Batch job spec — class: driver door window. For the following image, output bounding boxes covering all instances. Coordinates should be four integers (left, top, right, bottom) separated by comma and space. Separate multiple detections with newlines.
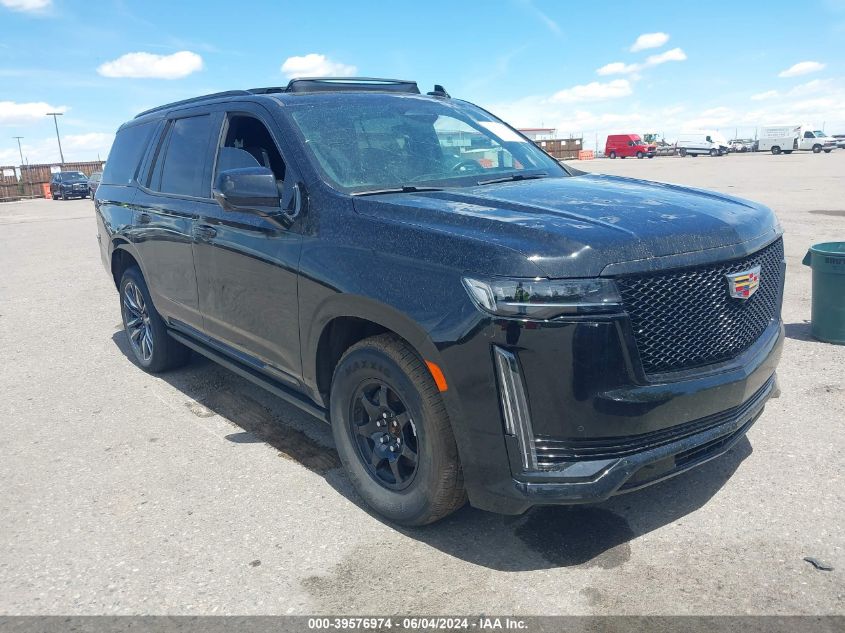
214, 115, 286, 191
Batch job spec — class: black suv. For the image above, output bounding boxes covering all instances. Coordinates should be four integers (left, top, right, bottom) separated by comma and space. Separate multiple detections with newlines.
51, 171, 90, 199
96, 78, 785, 525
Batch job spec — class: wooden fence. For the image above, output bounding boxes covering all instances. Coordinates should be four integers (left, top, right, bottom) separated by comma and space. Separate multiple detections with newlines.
533, 138, 584, 160
0, 161, 105, 202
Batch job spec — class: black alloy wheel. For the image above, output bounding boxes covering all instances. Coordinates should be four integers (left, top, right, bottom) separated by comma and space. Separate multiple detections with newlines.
349, 380, 419, 490
122, 279, 154, 364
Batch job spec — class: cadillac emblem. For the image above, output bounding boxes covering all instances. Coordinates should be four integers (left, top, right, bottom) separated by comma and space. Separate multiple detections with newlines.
726, 266, 761, 299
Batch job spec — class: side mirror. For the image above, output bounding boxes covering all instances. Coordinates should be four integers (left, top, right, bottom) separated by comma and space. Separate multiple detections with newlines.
212, 167, 303, 228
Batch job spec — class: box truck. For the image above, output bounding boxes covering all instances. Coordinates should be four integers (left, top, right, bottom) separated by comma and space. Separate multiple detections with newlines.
758, 125, 837, 154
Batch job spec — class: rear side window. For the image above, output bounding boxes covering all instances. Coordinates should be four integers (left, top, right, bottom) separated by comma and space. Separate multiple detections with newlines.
101, 121, 156, 186
150, 115, 214, 197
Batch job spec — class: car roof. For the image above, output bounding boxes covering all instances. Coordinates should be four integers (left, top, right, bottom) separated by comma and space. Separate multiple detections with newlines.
130, 78, 451, 125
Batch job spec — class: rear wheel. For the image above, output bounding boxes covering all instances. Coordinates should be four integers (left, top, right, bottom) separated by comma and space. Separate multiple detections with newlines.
783, 150, 793, 154
119, 266, 190, 373
330, 334, 466, 526
679, 148, 687, 157
609, 151, 616, 159
771, 146, 781, 155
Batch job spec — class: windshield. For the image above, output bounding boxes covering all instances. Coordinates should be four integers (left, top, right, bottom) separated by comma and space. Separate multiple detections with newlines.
60, 172, 87, 182
813, 131, 826, 137
633, 139, 645, 146
286, 94, 565, 193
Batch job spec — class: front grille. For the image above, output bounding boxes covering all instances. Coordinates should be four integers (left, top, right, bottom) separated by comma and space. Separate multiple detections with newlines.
616, 238, 783, 375
533, 374, 774, 466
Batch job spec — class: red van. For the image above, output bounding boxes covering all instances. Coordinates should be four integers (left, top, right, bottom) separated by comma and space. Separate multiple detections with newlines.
605, 134, 656, 159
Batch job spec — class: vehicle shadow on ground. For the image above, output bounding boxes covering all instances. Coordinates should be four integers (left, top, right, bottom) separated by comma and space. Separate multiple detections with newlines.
784, 321, 816, 342
113, 331, 753, 572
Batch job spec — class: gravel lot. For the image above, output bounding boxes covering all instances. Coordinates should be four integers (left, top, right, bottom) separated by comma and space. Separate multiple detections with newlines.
0, 152, 843, 616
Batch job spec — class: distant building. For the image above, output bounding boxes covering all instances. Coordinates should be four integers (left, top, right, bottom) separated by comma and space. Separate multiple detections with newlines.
517, 127, 556, 141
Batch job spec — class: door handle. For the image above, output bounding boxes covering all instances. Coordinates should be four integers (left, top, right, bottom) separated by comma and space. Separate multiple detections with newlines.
138, 212, 152, 224
194, 224, 217, 240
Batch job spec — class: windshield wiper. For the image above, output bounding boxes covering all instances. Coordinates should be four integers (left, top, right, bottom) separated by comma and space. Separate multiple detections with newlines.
352, 185, 443, 197
476, 172, 548, 186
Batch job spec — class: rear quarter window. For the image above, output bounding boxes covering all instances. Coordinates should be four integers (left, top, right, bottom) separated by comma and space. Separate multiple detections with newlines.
101, 121, 156, 186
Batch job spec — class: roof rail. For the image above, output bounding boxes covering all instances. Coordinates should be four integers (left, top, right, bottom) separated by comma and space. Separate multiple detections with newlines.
134, 90, 252, 118
283, 77, 420, 94
133, 78, 433, 118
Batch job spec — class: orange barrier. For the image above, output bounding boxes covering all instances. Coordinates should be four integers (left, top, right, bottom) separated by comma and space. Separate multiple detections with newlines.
577, 150, 595, 160
41, 182, 52, 199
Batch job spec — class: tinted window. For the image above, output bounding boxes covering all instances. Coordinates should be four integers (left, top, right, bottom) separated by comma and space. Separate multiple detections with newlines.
101, 121, 156, 186
153, 115, 214, 197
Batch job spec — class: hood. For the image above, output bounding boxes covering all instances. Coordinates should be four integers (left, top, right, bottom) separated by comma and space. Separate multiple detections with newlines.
353, 174, 779, 277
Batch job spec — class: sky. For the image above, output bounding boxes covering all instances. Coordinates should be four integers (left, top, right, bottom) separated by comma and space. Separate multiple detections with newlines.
1, 0, 845, 165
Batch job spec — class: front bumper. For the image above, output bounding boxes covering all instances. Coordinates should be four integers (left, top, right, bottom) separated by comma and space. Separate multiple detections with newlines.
435, 304, 784, 516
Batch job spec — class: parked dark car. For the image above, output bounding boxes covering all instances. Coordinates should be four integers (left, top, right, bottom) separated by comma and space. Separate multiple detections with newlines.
88, 171, 102, 199
96, 78, 785, 525
50, 171, 90, 200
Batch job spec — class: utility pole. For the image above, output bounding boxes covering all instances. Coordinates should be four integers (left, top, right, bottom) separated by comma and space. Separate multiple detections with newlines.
45, 112, 65, 165
13, 136, 32, 197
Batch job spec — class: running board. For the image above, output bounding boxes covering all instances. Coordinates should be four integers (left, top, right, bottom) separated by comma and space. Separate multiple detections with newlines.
168, 330, 330, 424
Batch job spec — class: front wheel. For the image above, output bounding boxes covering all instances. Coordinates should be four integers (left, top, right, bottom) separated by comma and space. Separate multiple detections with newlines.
330, 334, 466, 526
783, 150, 793, 154
824, 149, 832, 153
710, 148, 718, 157
119, 266, 190, 373
812, 144, 822, 154
771, 146, 781, 155
636, 151, 644, 159
679, 148, 687, 157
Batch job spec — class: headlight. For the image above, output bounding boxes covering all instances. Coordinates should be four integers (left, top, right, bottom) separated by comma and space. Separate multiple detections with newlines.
462, 276, 622, 319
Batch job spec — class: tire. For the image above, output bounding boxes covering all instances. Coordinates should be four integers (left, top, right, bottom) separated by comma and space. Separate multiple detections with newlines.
783, 150, 793, 154
812, 144, 822, 154
119, 266, 190, 373
609, 151, 616, 159
771, 146, 781, 155
330, 334, 466, 526
710, 148, 718, 157
679, 148, 687, 157
648, 155, 654, 159
636, 151, 644, 159
824, 149, 832, 153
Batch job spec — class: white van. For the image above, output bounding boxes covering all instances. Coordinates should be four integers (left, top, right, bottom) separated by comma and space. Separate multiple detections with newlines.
759, 125, 837, 154
676, 131, 730, 157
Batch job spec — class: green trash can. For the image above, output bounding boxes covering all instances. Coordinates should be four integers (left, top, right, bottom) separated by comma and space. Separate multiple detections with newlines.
802, 242, 845, 344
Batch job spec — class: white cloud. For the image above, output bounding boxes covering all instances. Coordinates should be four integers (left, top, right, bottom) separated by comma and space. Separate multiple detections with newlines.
550, 79, 632, 103
0, 100, 66, 125
645, 47, 687, 65
0, 0, 51, 13
280, 53, 357, 79
97, 51, 204, 79
630, 32, 670, 52
751, 90, 779, 101
595, 47, 687, 76
517, 0, 561, 35
0, 131, 114, 165
596, 62, 640, 76
778, 61, 825, 78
